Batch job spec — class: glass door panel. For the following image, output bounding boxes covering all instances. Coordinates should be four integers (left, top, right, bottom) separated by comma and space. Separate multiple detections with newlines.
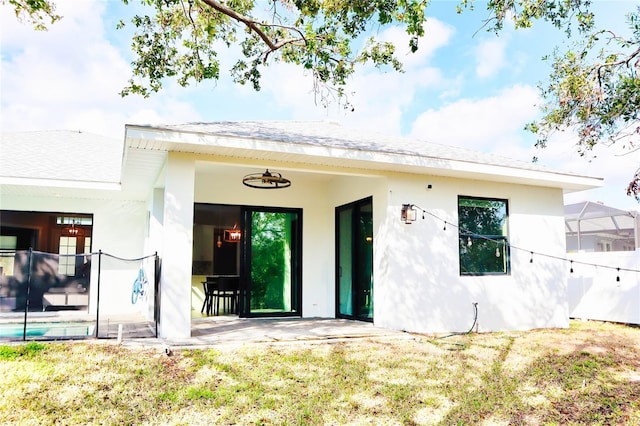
356, 203, 373, 318
338, 208, 353, 316
336, 197, 373, 321
241, 208, 301, 317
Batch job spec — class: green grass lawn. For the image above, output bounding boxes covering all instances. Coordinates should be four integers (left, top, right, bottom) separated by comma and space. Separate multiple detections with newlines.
1, 320, 639, 425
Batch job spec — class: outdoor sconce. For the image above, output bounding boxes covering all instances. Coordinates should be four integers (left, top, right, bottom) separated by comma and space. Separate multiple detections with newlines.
401, 204, 417, 224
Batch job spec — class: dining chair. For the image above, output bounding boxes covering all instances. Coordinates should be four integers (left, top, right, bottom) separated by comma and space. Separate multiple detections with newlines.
213, 276, 239, 315
201, 277, 216, 316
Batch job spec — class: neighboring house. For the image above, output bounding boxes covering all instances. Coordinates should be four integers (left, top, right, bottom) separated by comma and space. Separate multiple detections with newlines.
1, 122, 602, 338
565, 201, 638, 252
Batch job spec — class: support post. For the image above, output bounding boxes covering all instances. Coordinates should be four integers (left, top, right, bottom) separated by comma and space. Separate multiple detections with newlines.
95, 250, 102, 338
22, 248, 33, 342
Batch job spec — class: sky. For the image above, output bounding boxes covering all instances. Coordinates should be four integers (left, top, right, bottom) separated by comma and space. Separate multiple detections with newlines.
1, 0, 639, 210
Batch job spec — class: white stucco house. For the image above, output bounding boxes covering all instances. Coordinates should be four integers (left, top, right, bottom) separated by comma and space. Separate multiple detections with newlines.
0, 122, 602, 338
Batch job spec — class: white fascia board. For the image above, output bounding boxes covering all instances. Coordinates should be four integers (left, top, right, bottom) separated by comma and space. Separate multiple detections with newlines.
125, 126, 603, 191
0, 176, 122, 191
425, 160, 604, 191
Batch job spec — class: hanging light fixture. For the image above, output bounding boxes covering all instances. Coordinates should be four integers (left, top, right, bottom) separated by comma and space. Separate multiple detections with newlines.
224, 224, 242, 242
242, 169, 291, 189
65, 221, 80, 236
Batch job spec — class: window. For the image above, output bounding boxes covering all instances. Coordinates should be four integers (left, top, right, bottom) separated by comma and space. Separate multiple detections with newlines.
84, 236, 92, 254
57, 216, 92, 226
58, 236, 77, 275
596, 241, 612, 252
458, 196, 510, 275
0, 235, 17, 276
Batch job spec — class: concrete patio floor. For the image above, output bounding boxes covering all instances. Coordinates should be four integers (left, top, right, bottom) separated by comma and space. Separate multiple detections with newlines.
1, 313, 415, 348
123, 317, 416, 350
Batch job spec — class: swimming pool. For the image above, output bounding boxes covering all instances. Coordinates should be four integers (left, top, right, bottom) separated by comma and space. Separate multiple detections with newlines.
0, 322, 95, 339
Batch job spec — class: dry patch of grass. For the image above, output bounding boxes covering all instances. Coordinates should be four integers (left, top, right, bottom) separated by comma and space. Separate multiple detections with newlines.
1, 321, 639, 425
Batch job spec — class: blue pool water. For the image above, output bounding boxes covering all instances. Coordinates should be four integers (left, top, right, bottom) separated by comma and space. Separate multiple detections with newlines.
0, 322, 95, 338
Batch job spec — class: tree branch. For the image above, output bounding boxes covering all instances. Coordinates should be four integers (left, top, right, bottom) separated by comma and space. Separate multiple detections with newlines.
595, 47, 640, 91
180, 0, 204, 72
602, 47, 640, 69
199, 0, 309, 63
200, 0, 279, 50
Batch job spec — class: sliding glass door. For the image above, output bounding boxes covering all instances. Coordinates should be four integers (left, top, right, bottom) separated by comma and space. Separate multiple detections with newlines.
336, 197, 373, 321
239, 207, 302, 317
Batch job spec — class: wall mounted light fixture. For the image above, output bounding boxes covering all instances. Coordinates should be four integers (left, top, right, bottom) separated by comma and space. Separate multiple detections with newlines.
401, 204, 417, 224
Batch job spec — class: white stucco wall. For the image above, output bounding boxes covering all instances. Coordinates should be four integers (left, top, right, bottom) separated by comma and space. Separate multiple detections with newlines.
0, 194, 148, 315
568, 251, 640, 325
374, 175, 568, 333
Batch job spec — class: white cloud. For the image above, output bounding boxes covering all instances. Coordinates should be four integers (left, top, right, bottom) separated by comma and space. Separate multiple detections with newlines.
407, 82, 639, 208
378, 17, 455, 70
1, 4, 457, 139
409, 84, 539, 152
532, 131, 640, 209
0, 0, 201, 139
474, 38, 507, 78
127, 99, 201, 125
254, 18, 453, 136
322, 18, 455, 134
1, 0, 106, 47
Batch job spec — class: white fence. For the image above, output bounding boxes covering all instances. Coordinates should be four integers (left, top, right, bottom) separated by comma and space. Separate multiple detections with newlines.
568, 250, 640, 325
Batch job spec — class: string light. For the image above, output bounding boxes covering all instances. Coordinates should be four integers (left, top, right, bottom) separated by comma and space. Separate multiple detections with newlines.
495, 247, 501, 258
402, 203, 639, 277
